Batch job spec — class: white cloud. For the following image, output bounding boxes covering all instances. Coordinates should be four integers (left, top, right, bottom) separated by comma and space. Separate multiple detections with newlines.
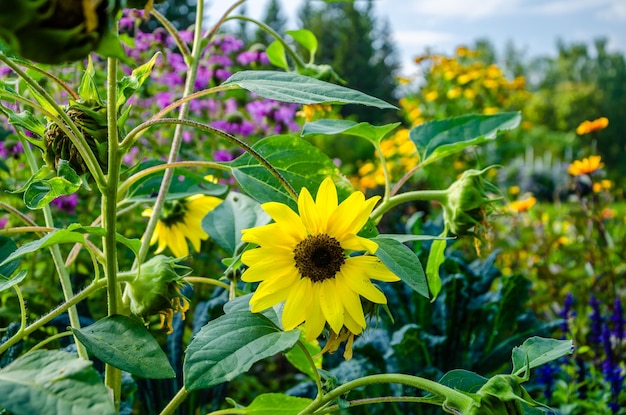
408, 0, 522, 19
528, 0, 609, 15
394, 30, 455, 46
597, 0, 626, 21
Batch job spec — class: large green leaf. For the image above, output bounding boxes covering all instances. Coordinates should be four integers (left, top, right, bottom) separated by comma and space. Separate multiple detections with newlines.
0, 270, 27, 292
202, 192, 270, 255
184, 311, 300, 391
222, 71, 396, 109
511, 337, 574, 378
240, 393, 313, 414
22, 160, 82, 209
71, 315, 175, 379
301, 119, 400, 145
410, 112, 521, 167
286, 29, 318, 62
372, 237, 429, 298
229, 134, 342, 209
439, 369, 488, 393
0, 235, 19, 278
0, 224, 141, 269
0, 350, 115, 415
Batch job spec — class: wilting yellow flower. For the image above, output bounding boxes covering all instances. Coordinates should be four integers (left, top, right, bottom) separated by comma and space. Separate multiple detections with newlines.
567, 155, 604, 176
576, 117, 609, 135
241, 178, 399, 349
508, 196, 537, 213
142, 195, 222, 258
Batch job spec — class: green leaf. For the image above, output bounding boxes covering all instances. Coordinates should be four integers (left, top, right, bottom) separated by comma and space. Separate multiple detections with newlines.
0, 235, 20, 278
184, 311, 300, 390
410, 112, 521, 168
266, 41, 289, 71
240, 393, 313, 414
425, 238, 446, 300
0, 350, 115, 415
372, 237, 429, 298
202, 192, 270, 255
511, 337, 574, 378
439, 369, 488, 393
23, 160, 82, 209
117, 52, 160, 109
228, 134, 342, 209
7, 110, 46, 138
77, 57, 102, 103
301, 119, 400, 145
222, 71, 397, 109
0, 225, 141, 268
286, 29, 318, 62
0, 270, 27, 292
71, 315, 175, 379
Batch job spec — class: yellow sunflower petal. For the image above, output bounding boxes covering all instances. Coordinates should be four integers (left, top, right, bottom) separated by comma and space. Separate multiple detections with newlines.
339, 234, 378, 254
328, 192, 380, 237
336, 273, 366, 329
262, 202, 307, 241
249, 272, 298, 312
241, 246, 293, 266
319, 279, 344, 334
168, 223, 189, 258
315, 178, 338, 227
282, 278, 312, 330
177, 221, 202, 253
150, 220, 162, 246
305, 286, 326, 341
341, 259, 388, 304
343, 310, 364, 336
298, 186, 323, 234
242, 224, 291, 247
241, 254, 297, 283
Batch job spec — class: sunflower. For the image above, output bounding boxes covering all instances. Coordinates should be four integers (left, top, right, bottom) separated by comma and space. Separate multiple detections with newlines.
508, 195, 536, 213
240, 177, 399, 347
142, 194, 222, 258
576, 117, 608, 135
567, 155, 604, 176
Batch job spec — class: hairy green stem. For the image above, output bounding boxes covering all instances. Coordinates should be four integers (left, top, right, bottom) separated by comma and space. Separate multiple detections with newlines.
159, 386, 190, 415
227, 15, 306, 70
150, 9, 192, 64
298, 373, 474, 415
137, 0, 206, 265
370, 189, 448, 223
18, 134, 88, 360
117, 160, 229, 200
103, 55, 124, 407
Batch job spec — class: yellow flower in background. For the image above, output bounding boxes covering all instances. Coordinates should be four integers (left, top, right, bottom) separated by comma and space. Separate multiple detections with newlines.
567, 155, 604, 176
297, 104, 332, 122
576, 117, 609, 135
241, 178, 399, 350
142, 195, 222, 258
508, 196, 537, 213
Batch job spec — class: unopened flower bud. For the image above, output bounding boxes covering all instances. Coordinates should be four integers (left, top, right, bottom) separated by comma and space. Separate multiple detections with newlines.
124, 255, 191, 334
442, 167, 501, 237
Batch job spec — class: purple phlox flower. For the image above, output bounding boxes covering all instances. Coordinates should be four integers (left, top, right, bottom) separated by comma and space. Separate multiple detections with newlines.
122, 146, 140, 166
182, 130, 193, 143
210, 35, 244, 54
155, 92, 174, 109
211, 118, 256, 137
0, 215, 8, 229
165, 51, 188, 74
558, 293, 575, 337
237, 50, 269, 66
51, 193, 79, 214
213, 149, 234, 162
0, 66, 13, 76
207, 55, 233, 67
214, 68, 232, 81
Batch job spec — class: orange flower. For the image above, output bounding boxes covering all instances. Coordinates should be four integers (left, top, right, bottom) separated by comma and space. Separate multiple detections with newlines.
567, 155, 604, 176
508, 196, 536, 213
576, 117, 609, 135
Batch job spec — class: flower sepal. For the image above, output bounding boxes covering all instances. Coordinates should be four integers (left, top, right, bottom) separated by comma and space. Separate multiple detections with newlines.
124, 255, 191, 334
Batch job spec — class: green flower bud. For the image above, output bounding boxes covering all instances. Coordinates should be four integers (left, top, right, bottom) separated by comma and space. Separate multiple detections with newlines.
124, 255, 191, 334
0, 0, 124, 64
441, 167, 501, 237
44, 100, 109, 176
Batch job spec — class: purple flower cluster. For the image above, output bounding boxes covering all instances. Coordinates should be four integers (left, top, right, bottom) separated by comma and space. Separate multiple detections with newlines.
51, 193, 79, 214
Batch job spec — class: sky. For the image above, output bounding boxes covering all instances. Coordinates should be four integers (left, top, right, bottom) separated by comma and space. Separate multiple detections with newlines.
207, 0, 626, 76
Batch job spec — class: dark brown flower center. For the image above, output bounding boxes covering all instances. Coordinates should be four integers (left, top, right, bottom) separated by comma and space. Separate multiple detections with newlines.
293, 234, 345, 282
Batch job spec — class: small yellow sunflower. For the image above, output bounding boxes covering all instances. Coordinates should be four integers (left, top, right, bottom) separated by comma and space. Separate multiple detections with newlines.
576, 117, 608, 135
142, 194, 222, 258
567, 155, 604, 176
508, 196, 536, 213
241, 177, 399, 344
